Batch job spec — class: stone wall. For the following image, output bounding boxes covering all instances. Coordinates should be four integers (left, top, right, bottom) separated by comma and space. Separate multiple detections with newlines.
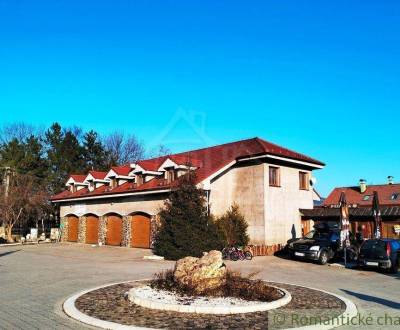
150, 215, 160, 249
98, 216, 107, 245
122, 216, 131, 247
60, 216, 68, 242
78, 216, 86, 243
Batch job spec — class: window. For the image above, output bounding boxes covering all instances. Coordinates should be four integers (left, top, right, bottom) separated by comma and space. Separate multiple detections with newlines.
299, 171, 309, 190
391, 193, 399, 200
363, 195, 370, 201
269, 167, 280, 187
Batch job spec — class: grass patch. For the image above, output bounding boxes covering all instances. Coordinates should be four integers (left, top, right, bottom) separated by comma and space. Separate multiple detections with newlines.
150, 269, 282, 302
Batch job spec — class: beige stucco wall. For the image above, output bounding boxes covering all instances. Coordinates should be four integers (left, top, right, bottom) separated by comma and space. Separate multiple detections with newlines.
264, 164, 313, 245
209, 163, 266, 245
209, 162, 314, 246
60, 194, 166, 218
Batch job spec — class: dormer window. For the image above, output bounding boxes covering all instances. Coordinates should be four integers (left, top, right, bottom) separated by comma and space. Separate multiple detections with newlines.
362, 195, 370, 201
391, 193, 399, 200
165, 168, 175, 183
136, 175, 144, 186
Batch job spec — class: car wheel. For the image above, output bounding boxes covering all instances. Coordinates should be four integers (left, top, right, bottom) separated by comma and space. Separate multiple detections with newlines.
245, 251, 253, 260
318, 250, 329, 265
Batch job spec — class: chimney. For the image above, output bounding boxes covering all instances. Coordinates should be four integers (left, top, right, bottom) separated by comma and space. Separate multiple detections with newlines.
359, 179, 367, 193
388, 176, 394, 185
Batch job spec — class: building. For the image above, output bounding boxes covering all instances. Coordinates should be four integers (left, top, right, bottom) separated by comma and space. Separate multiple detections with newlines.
51, 137, 325, 252
301, 177, 400, 239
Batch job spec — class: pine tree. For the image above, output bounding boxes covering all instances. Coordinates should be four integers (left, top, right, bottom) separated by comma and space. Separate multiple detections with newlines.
153, 173, 224, 260
45, 123, 85, 193
216, 204, 250, 247
83, 130, 107, 171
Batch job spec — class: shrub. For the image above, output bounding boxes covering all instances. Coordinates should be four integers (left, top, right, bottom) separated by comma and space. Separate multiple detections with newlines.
153, 172, 224, 260
216, 204, 250, 247
150, 269, 282, 302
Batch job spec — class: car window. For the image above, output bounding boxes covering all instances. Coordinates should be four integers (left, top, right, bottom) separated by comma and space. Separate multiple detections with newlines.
361, 240, 386, 251
311, 231, 330, 239
304, 230, 315, 239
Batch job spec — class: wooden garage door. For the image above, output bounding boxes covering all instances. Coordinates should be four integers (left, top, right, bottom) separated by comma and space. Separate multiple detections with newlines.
106, 215, 122, 246
86, 215, 99, 244
67, 215, 79, 242
131, 215, 151, 248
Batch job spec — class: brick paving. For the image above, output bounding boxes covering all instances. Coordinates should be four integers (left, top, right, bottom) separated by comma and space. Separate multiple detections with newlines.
0, 243, 399, 329
75, 281, 345, 329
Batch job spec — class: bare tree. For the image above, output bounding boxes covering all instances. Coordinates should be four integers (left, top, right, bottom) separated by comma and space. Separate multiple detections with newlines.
147, 144, 171, 158
0, 172, 49, 242
103, 132, 145, 166
0, 122, 43, 144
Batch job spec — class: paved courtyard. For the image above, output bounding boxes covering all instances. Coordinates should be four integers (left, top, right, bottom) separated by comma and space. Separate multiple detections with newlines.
0, 243, 399, 329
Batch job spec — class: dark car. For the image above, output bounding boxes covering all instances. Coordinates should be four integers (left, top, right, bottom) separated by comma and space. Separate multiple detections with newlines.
358, 239, 400, 274
287, 223, 358, 265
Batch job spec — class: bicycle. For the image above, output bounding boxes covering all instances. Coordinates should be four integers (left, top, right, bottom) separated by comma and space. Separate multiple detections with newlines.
222, 246, 253, 261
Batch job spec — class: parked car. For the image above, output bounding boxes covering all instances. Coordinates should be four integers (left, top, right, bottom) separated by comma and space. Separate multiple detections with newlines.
287, 223, 358, 265
358, 239, 400, 274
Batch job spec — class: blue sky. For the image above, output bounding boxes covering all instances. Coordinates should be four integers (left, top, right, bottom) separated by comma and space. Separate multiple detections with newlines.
1, 1, 399, 196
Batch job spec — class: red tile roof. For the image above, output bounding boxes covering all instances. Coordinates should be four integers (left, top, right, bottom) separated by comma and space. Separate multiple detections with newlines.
88, 171, 107, 180
51, 137, 324, 201
111, 165, 131, 176
70, 174, 87, 182
324, 184, 400, 207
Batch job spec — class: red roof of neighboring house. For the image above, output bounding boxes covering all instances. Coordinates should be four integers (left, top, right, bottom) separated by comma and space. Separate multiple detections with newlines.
51, 137, 324, 201
88, 171, 107, 180
70, 174, 87, 182
324, 184, 400, 207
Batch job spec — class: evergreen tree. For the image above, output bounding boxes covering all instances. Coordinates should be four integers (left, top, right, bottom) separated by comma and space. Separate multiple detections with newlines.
45, 123, 85, 193
153, 173, 224, 260
216, 204, 250, 247
83, 130, 107, 171
0, 136, 47, 180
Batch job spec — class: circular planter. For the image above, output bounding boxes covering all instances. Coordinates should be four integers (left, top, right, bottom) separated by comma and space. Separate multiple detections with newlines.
63, 280, 357, 330
126, 285, 291, 314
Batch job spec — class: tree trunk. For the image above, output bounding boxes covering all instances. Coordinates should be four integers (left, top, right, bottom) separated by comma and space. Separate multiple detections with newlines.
6, 224, 14, 243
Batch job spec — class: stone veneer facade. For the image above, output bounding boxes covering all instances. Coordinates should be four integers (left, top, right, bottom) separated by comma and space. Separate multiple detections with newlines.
78, 216, 86, 243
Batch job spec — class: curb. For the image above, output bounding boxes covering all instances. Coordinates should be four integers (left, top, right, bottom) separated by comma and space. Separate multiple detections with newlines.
127, 285, 291, 314
63, 280, 156, 330
63, 280, 357, 330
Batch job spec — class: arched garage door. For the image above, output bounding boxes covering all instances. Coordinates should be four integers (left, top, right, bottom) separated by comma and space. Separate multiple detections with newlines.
131, 214, 151, 248
106, 214, 123, 246
85, 215, 99, 244
67, 215, 79, 242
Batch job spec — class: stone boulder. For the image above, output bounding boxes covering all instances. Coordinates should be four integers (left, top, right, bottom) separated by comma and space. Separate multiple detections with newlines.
173, 250, 226, 294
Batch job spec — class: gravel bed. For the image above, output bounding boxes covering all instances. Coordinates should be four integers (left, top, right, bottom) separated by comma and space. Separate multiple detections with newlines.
75, 281, 346, 329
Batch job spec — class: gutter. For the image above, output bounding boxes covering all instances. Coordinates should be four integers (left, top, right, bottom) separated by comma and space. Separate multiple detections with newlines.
237, 154, 325, 169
